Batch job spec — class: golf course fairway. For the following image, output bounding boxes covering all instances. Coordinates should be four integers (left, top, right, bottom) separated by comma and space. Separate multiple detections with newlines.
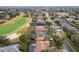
0, 18, 27, 36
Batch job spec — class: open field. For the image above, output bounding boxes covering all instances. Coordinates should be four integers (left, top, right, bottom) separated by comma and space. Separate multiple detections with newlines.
0, 18, 27, 36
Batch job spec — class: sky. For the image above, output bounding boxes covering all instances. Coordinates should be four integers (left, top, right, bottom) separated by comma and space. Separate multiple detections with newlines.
0, 0, 79, 6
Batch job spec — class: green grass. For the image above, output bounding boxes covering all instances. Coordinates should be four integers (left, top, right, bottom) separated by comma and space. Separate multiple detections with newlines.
0, 18, 27, 36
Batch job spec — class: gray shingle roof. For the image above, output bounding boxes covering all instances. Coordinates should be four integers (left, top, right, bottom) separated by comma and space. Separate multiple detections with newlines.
0, 44, 20, 52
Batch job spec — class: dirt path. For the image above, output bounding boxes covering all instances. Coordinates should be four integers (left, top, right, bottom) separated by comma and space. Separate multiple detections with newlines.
0, 13, 32, 36
0, 16, 22, 28
6, 17, 32, 36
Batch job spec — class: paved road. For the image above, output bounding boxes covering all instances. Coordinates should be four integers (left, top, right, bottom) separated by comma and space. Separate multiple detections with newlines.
55, 29, 73, 52
48, 16, 73, 52
63, 40, 73, 52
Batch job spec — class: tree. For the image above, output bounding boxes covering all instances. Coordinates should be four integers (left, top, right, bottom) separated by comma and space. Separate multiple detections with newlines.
71, 20, 79, 29
19, 32, 32, 52
51, 16, 54, 20
71, 34, 79, 48
0, 13, 6, 19
63, 27, 73, 39
45, 21, 52, 26
53, 35, 63, 49
8, 11, 19, 18
30, 12, 34, 17
5, 15, 11, 20
30, 20, 36, 26
0, 36, 9, 46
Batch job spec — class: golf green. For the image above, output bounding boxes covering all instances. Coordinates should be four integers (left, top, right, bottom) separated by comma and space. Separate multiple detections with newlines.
0, 18, 27, 36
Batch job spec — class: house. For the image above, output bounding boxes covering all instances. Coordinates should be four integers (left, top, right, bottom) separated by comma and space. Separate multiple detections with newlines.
36, 18, 45, 26
37, 19, 45, 23
36, 26, 48, 32
36, 36, 45, 41
36, 41, 50, 52
35, 32, 50, 41
37, 16, 44, 20
0, 44, 20, 52
66, 18, 74, 22
36, 22, 45, 26
0, 20, 5, 23
6, 33, 19, 43
36, 32, 46, 39
6, 33, 19, 40
56, 12, 69, 17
